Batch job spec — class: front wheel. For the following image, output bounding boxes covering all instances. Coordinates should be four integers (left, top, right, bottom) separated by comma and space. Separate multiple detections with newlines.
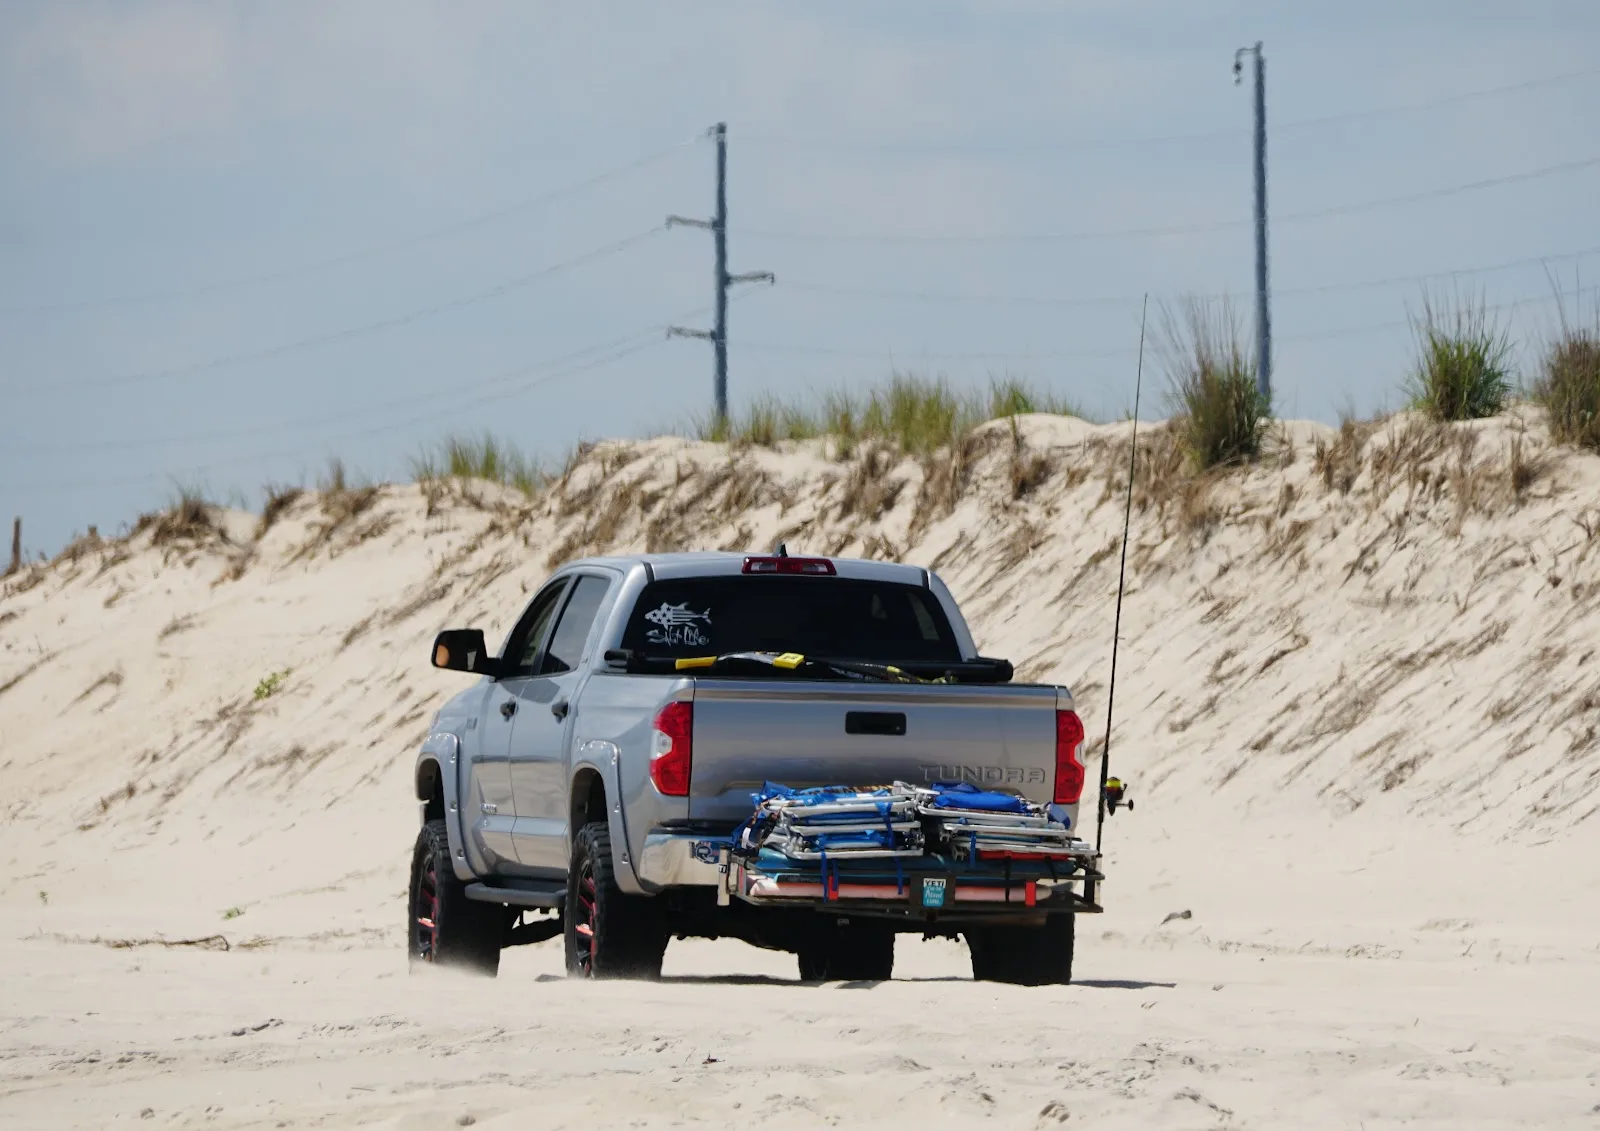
565, 822, 668, 980
408, 819, 505, 976
966, 914, 1074, 985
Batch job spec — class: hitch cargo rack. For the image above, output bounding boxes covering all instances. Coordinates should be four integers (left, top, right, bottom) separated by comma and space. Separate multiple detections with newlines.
715, 845, 1105, 920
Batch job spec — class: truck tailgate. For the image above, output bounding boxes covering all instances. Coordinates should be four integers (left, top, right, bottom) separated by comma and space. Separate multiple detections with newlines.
687, 679, 1060, 824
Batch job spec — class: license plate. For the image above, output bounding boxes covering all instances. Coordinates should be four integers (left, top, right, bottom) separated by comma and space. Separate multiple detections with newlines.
921, 878, 947, 908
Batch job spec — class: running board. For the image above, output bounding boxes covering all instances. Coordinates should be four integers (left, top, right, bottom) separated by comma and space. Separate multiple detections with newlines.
464, 881, 565, 908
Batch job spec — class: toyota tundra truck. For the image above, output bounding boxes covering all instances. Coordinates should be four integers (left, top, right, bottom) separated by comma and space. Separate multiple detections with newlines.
409, 549, 1105, 984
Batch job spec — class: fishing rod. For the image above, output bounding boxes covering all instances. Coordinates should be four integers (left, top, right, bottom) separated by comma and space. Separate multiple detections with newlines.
1095, 293, 1147, 853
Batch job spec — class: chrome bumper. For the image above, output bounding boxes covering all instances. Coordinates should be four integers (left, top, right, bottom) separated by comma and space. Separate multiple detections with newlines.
635, 831, 726, 888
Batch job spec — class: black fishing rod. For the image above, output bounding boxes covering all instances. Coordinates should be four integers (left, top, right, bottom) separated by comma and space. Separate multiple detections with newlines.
1095, 294, 1147, 853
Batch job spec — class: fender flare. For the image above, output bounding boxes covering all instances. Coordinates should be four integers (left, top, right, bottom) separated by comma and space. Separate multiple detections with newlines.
416, 732, 474, 882
573, 740, 645, 896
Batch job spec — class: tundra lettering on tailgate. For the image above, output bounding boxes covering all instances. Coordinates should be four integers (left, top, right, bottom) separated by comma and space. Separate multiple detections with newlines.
919, 764, 1047, 786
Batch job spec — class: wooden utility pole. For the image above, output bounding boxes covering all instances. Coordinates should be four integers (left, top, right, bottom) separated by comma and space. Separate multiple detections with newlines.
7, 518, 19, 576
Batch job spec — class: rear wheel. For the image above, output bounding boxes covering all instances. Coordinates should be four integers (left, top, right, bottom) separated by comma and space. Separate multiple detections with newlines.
967, 914, 1074, 985
408, 819, 505, 976
796, 921, 896, 982
565, 822, 668, 980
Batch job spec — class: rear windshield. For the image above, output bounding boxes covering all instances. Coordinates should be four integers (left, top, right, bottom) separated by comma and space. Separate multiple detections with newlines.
622, 576, 962, 664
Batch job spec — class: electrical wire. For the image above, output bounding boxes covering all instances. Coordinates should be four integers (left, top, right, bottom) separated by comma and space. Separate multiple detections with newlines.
1278, 281, 1600, 344
736, 281, 1600, 366
776, 243, 1600, 309
738, 340, 1135, 363
0, 331, 677, 493
740, 64, 1600, 154
19, 328, 666, 457
732, 154, 1600, 246
3, 292, 742, 467
1, 139, 700, 316
4, 228, 666, 397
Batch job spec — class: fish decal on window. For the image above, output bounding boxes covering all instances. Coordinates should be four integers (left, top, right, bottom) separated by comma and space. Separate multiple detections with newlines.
644, 602, 712, 648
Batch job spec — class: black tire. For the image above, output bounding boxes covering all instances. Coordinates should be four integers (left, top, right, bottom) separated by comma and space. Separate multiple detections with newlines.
409, 818, 505, 976
796, 921, 896, 982
966, 914, 1075, 986
565, 822, 668, 980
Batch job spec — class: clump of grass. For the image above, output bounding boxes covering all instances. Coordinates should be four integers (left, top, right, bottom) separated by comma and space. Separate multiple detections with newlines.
1532, 313, 1600, 451
134, 488, 225, 547
696, 373, 1081, 454
1405, 291, 1512, 422
316, 458, 379, 525
411, 433, 545, 495
1162, 299, 1270, 469
1312, 410, 1374, 495
253, 669, 290, 701
319, 458, 353, 495
987, 375, 1083, 420
254, 484, 304, 540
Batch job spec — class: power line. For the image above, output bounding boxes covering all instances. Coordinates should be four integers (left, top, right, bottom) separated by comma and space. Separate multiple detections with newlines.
1279, 281, 1600, 344
0, 139, 700, 316
6, 293, 739, 466
738, 281, 1600, 367
776, 240, 1600, 309
17, 328, 665, 457
731, 154, 1600, 246
1274, 243, 1600, 299
5, 228, 666, 397
0, 326, 687, 492
739, 65, 1600, 154
739, 340, 1134, 363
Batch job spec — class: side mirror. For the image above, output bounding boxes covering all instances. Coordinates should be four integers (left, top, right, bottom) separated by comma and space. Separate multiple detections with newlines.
431, 629, 503, 678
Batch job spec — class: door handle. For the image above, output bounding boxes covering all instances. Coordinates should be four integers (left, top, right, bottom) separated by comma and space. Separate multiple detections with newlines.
551, 699, 570, 721
500, 700, 517, 720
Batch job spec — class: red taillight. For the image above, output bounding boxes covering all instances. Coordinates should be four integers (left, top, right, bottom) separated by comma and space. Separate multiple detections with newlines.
1053, 709, 1086, 805
741, 556, 836, 575
650, 701, 693, 797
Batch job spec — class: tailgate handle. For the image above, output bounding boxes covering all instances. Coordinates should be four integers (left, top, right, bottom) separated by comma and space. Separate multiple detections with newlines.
845, 711, 906, 736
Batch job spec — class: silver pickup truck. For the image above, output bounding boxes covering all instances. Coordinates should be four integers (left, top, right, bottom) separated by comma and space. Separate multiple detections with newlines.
409, 549, 1106, 984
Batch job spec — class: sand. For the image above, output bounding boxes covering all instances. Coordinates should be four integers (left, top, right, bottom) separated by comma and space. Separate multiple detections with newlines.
2, 410, 1599, 1128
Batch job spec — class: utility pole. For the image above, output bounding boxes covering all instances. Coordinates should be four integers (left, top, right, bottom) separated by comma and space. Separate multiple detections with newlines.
1234, 41, 1271, 404
6, 518, 19, 577
668, 122, 773, 426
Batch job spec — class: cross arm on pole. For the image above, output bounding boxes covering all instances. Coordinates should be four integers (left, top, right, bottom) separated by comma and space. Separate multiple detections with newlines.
727, 271, 775, 286
666, 326, 715, 341
667, 215, 714, 230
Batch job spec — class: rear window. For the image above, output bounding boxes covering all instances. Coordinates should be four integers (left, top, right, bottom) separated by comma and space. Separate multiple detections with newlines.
622, 576, 961, 664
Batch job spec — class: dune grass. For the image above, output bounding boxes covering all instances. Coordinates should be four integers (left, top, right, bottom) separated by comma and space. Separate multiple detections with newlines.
1161, 300, 1271, 469
410, 434, 546, 495
695, 374, 1084, 454
1405, 292, 1512, 423
1532, 309, 1600, 451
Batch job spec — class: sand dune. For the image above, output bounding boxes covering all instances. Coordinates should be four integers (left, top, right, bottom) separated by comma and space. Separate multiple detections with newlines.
3, 410, 1599, 1127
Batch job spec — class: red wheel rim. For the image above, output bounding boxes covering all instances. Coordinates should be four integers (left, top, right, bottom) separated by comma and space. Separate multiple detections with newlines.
574, 862, 598, 975
415, 854, 440, 961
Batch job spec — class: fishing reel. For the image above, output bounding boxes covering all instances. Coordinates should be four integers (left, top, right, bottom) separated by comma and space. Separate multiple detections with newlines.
1103, 777, 1133, 815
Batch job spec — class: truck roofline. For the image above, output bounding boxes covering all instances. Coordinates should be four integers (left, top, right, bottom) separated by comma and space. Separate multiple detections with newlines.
558, 551, 931, 587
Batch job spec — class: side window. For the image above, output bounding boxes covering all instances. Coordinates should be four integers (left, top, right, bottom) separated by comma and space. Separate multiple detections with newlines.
539, 575, 611, 676
504, 581, 569, 676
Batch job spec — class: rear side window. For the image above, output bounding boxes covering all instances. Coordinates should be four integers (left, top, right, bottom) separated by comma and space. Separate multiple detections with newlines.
541, 575, 611, 675
503, 581, 568, 675
621, 576, 960, 664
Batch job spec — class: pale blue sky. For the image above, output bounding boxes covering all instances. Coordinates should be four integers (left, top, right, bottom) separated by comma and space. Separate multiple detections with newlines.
3, 1, 1598, 553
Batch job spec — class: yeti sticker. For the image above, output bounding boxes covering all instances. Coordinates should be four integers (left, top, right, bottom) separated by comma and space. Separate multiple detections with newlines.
644, 602, 712, 648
